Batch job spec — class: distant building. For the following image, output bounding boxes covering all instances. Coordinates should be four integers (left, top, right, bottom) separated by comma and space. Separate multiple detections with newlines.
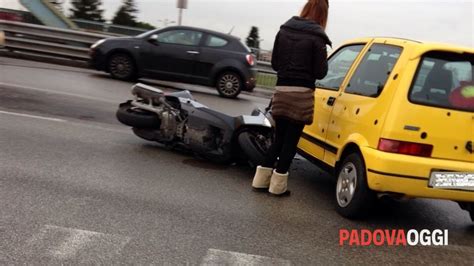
258, 50, 272, 62
0, 7, 42, 24
0, 0, 28, 11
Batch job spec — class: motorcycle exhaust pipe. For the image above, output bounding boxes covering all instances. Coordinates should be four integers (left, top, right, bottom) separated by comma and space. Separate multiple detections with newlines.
132, 83, 165, 102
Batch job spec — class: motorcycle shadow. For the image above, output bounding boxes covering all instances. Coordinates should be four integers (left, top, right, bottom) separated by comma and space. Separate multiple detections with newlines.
136, 142, 248, 172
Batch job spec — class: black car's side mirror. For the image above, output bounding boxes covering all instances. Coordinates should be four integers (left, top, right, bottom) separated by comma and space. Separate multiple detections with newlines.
148, 34, 159, 45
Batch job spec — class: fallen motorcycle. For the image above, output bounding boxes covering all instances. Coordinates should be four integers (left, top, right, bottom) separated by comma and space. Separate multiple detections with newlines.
116, 83, 273, 165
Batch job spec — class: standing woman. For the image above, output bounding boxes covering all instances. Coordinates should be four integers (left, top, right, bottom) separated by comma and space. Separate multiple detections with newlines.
252, 0, 331, 196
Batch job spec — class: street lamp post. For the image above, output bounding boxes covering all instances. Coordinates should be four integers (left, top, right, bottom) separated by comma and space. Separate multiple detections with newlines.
177, 0, 188, 26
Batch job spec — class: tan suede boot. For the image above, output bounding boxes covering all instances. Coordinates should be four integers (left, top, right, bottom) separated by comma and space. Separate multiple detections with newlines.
252, 166, 273, 192
269, 170, 291, 196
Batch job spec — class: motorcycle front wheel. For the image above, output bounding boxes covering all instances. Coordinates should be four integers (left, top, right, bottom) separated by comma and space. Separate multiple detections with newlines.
237, 130, 272, 167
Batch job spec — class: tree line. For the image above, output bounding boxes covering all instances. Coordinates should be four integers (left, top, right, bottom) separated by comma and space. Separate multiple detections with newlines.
64, 0, 154, 29
59, 0, 262, 50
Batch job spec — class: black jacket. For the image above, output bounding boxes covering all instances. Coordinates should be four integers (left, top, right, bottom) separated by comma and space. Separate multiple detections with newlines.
272, 16, 332, 89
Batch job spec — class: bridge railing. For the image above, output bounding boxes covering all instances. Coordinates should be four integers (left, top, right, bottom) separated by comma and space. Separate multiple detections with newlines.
0, 20, 276, 87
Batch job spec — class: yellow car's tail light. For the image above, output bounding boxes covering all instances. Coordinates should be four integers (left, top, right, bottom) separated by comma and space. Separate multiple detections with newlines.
378, 138, 433, 157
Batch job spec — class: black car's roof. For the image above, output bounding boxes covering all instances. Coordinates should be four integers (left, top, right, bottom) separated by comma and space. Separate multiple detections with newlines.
158, 25, 241, 42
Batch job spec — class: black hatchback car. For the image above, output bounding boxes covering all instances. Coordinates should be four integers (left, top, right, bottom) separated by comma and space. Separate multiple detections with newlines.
89, 26, 257, 98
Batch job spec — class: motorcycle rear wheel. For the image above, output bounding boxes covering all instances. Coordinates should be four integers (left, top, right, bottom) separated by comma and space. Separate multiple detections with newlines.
116, 101, 161, 128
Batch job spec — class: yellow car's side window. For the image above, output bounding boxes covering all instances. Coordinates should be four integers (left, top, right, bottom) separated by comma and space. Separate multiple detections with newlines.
345, 44, 402, 97
316, 44, 365, 91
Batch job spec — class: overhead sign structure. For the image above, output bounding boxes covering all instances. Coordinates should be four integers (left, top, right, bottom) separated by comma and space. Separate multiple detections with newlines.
19, 0, 77, 29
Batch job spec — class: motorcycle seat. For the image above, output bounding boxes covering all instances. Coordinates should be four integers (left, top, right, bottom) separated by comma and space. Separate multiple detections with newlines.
166, 90, 194, 101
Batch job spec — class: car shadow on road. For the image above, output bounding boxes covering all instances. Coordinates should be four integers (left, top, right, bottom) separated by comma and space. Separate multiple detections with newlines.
287, 158, 474, 230
129, 137, 474, 230
134, 142, 234, 172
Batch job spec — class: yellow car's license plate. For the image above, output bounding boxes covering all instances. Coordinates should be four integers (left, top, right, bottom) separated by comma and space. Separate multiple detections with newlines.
429, 172, 474, 191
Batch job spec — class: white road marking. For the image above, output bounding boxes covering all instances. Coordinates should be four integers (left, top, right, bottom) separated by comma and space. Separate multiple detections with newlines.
0, 82, 120, 104
0, 108, 131, 134
49, 227, 96, 260
0, 110, 66, 122
201, 248, 291, 266
26, 225, 130, 262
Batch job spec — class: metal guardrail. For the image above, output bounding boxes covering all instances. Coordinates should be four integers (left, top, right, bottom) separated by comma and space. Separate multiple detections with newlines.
0, 20, 110, 60
0, 20, 277, 87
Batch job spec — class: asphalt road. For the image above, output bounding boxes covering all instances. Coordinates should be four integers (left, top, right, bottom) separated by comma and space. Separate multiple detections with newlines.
1, 57, 473, 265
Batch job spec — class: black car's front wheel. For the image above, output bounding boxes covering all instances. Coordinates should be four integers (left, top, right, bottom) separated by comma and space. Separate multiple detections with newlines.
107, 53, 137, 81
216, 72, 242, 98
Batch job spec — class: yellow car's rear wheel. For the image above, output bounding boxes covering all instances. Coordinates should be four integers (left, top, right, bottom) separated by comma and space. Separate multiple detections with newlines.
336, 152, 376, 219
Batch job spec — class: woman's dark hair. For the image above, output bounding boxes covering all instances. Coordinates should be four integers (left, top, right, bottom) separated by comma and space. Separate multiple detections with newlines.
300, 0, 329, 30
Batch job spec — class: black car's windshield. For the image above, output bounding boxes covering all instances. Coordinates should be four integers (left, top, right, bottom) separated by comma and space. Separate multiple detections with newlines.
136, 29, 159, 38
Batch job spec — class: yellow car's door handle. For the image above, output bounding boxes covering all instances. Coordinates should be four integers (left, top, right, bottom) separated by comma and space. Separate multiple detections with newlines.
327, 96, 336, 106
466, 141, 473, 154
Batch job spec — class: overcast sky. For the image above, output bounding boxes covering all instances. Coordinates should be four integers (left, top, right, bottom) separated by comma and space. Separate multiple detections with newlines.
2, 0, 473, 49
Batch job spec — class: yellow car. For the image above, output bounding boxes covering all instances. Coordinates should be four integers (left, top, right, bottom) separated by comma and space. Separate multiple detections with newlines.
298, 37, 474, 220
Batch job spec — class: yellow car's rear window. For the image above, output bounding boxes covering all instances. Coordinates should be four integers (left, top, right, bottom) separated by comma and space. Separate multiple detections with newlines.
409, 51, 474, 112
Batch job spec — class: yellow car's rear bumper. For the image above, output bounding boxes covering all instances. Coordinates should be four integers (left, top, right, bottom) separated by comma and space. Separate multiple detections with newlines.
362, 147, 474, 202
